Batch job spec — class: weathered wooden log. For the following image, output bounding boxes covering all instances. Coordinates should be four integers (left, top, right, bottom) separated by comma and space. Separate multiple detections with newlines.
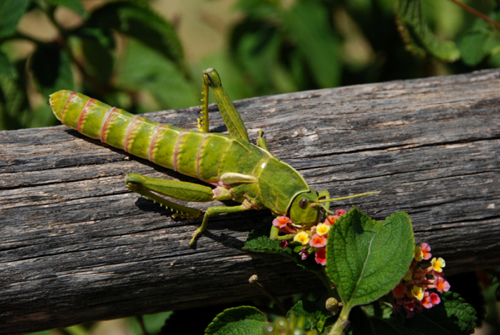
1, 69, 500, 334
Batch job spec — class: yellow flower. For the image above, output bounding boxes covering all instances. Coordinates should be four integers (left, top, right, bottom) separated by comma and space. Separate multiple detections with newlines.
411, 286, 424, 301
431, 257, 446, 273
293, 231, 310, 245
316, 223, 330, 236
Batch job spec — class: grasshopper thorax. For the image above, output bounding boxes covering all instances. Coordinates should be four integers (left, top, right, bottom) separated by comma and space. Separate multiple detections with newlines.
288, 190, 320, 229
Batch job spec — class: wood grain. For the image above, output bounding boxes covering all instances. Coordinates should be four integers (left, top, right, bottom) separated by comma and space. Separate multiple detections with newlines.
1, 69, 500, 334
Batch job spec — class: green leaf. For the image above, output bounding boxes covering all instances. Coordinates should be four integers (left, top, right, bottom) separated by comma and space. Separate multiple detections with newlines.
31, 43, 74, 98
229, 17, 295, 95
458, 10, 500, 66
0, 51, 17, 79
45, 0, 87, 17
205, 306, 267, 335
283, 0, 341, 88
243, 225, 293, 256
326, 208, 414, 311
287, 300, 331, 332
0, 0, 31, 38
405, 292, 477, 335
459, 31, 488, 66
116, 39, 197, 110
87, 1, 185, 71
128, 312, 172, 335
395, 0, 460, 62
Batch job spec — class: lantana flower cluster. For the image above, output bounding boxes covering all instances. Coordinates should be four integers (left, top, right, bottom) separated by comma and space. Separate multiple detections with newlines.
391, 243, 451, 318
273, 209, 347, 266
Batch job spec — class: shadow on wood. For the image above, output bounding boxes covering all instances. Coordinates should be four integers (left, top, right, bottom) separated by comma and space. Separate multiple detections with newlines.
1, 69, 500, 334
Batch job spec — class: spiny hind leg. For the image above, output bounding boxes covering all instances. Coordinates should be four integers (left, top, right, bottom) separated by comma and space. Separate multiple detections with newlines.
125, 173, 214, 219
190, 203, 252, 246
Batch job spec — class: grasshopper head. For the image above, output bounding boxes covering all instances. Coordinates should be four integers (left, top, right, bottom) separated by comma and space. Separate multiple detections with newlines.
289, 190, 320, 229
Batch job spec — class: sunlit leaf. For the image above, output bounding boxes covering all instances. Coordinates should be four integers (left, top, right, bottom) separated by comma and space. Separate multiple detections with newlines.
326, 208, 414, 311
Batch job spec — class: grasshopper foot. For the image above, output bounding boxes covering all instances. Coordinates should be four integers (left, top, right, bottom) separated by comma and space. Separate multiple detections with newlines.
189, 228, 202, 247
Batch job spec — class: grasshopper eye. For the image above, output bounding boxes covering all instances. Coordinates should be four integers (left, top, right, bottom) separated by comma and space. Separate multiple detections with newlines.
299, 198, 308, 209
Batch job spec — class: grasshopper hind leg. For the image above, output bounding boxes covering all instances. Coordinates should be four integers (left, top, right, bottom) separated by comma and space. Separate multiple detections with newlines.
125, 173, 252, 246
125, 173, 214, 219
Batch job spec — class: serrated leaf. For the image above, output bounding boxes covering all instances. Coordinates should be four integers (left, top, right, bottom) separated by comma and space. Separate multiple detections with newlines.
31, 43, 74, 98
45, 0, 87, 17
87, 1, 185, 71
205, 306, 267, 335
243, 224, 293, 255
405, 292, 477, 335
326, 208, 414, 311
283, 0, 341, 88
0, 0, 31, 38
0, 51, 17, 79
287, 300, 331, 332
395, 0, 460, 62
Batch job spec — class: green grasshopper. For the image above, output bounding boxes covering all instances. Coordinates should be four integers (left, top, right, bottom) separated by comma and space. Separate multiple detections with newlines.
50, 68, 368, 246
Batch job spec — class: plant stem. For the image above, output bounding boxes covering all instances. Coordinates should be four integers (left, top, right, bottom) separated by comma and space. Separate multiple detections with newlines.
449, 0, 500, 30
328, 304, 351, 335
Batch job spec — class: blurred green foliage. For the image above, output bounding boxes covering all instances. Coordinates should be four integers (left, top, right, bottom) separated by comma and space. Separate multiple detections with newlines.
1, 0, 500, 131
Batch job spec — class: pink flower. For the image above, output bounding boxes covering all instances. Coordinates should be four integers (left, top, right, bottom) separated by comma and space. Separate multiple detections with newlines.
273, 216, 292, 229
336, 209, 347, 216
435, 276, 450, 293
324, 215, 339, 225
422, 292, 441, 309
309, 234, 327, 248
420, 243, 432, 260
315, 247, 327, 265
421, 292, 433, 309
429, 292, 441, 305
390, 242, 449, 318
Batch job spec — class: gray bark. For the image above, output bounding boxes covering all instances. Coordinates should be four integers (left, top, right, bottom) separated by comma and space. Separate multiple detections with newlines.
1, 69, 500, 334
